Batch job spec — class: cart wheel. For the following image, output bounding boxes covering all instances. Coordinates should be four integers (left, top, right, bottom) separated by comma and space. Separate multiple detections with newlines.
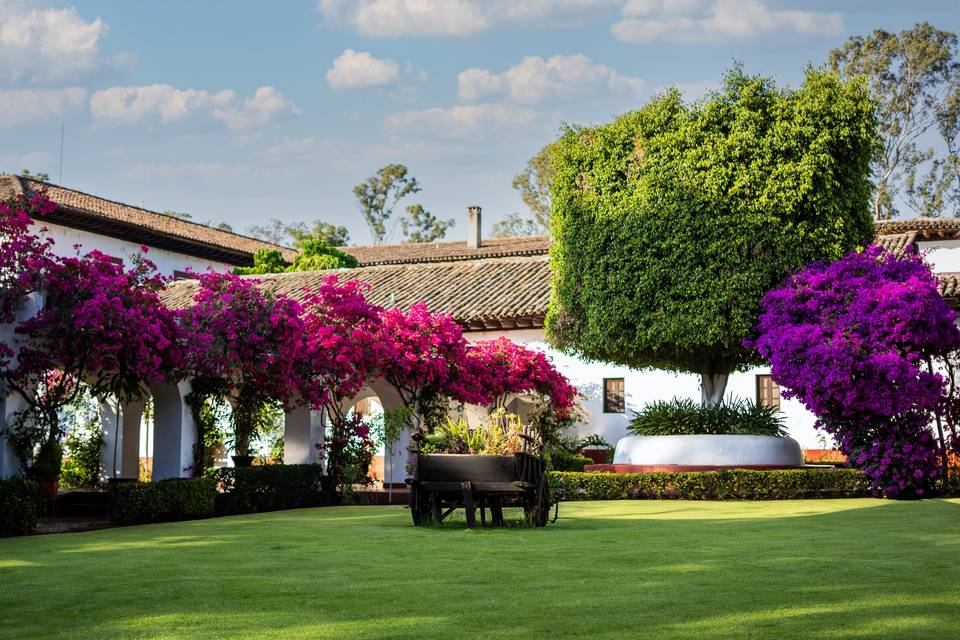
410, 487, 422, 525
536, 477, 552, 527
410, 487, 433, 526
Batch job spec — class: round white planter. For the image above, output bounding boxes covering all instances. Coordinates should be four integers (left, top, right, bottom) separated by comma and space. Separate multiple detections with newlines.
612, 434, 803, 468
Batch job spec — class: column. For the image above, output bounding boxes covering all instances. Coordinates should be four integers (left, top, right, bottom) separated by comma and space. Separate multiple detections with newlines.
151, 380, 197, 480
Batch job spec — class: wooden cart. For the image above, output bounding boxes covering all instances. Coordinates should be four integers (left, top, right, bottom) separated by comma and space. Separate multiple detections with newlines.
406, 452, 552, 528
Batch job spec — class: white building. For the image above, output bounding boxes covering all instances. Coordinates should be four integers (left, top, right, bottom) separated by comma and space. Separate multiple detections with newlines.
0, 176, 296, 478
0, 175, 296, 278
4, 177, 960, 484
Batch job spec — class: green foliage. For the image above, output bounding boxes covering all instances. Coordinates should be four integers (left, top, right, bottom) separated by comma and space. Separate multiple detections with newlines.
353, 164, 421, 244
578, 434, 613, 450
546, 450, 593, 472
109, 478, 216, 525
236, 248, 289, 275
419, 410, 527, 455
829, 22, 960, 218
289, 238, 358, 271
30, 440, 62, 479
0, 479, 42, 537
629, 397, 787, 437
401, 203, 454, 243
236, 240, 358, 275
215, 464, 327, 514
549, 469, 872, 501
61, 426, 104, 488
19, 169, 49, 182
546, 66, 877, 384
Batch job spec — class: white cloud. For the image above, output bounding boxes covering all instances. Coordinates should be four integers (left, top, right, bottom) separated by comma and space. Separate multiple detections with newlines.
387, 103, 539, 139
318, 0, 617, 37
118, 162, 254, 181
0, 150, 52, 171
0, 4, 128, 83
612, 0, 842, 43
213, 87, 301, 130
90, 84, 299, 130
326, 49, 399, 90
458, 54, 645, 105
0, 87, 86, 125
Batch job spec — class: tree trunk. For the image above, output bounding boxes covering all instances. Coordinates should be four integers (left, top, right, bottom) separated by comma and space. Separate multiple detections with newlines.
700, 372, 729, 406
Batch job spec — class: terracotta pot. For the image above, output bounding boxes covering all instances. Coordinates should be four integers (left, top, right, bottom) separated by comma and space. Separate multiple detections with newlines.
581, 448, 612, 464
36, 476, 59, 497
231, 455, 255, 468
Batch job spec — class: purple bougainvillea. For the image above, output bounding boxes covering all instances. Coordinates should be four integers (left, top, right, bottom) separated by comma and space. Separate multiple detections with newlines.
746, 245, 960, 497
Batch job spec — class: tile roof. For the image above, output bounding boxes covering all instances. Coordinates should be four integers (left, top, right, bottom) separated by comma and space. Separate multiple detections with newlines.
875, 231, 918, 255
343, 235, 550, 266
938, 273, 960, 301
0, 175, 297, 266
875, 217, 960, 239
160, 255, 552, 331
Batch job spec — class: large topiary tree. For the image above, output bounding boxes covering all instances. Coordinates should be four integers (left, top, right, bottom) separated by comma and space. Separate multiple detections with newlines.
547, 67, 878, 404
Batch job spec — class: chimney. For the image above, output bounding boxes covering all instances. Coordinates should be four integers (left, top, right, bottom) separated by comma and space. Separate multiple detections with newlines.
467, 205, 482, 249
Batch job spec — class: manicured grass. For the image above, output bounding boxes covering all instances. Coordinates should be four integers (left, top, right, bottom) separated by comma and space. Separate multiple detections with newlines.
1, 500, 959, 639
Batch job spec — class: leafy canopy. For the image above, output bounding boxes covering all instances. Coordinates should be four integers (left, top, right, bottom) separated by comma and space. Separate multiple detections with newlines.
547, 66, 877, 382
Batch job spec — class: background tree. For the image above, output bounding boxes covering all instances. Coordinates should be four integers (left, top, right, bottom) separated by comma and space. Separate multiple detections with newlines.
509, 143, 555, 235
247, 219, 349, 248
400, 204, 454, 243
830, 22, 960, 219
163, 210, 234, 232
491, 212, 548, 238
19, 170, 49, 182
547, 67, 877, 405
353, 164, 420, 244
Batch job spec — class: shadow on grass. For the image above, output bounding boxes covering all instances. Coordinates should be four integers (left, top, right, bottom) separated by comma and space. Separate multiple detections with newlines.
0, 499, 958, 639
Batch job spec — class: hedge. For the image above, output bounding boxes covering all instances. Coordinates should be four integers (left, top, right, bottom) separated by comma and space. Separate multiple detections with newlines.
0, 479, 42, 537
109, 478, 216, 525
215, 464, 327, 515
546, 450, 593, 473
548, 469, 873, 501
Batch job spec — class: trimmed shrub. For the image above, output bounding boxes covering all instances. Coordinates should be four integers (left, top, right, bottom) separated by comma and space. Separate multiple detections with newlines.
629, 397, 787, 436
110, 478, 216, 525
215, 464, 327, 515
546, 450, 593, 472
548, 469, 872, 501
0, 479, 42, 537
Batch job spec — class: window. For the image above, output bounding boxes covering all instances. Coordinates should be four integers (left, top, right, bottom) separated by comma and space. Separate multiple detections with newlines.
107, 255, 123, 266
756, 374, 781, 411
173, 270, 196, 281
603, 378, 625, 413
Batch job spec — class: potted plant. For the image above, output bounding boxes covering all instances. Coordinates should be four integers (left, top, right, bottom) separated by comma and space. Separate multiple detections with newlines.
579, 434, 613, 464
31, 440, 63, 497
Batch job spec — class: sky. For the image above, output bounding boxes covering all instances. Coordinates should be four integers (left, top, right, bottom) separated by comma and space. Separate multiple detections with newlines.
1, 0, 959, 246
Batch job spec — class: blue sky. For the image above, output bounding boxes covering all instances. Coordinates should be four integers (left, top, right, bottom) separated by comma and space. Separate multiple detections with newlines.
1, 0, 958, 245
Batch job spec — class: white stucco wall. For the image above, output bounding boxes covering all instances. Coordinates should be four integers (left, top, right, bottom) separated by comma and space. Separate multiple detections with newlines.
918, 240, 960, 273
40, 221, 233, 276
464, 329, 827, 450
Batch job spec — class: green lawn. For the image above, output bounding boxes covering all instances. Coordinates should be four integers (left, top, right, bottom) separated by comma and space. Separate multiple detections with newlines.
1, 500, 959, 639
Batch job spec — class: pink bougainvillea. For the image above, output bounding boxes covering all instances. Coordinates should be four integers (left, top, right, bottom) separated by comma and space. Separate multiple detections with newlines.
6, 245, 180, 471
452, 337, 578, 416
746, 246, 960, 497
373, 301, 468, 429
0, 193, 55, 368
177, 272, 307, 457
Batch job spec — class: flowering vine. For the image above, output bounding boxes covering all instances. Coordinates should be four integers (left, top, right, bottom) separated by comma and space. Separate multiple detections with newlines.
747, 246, 960, 497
